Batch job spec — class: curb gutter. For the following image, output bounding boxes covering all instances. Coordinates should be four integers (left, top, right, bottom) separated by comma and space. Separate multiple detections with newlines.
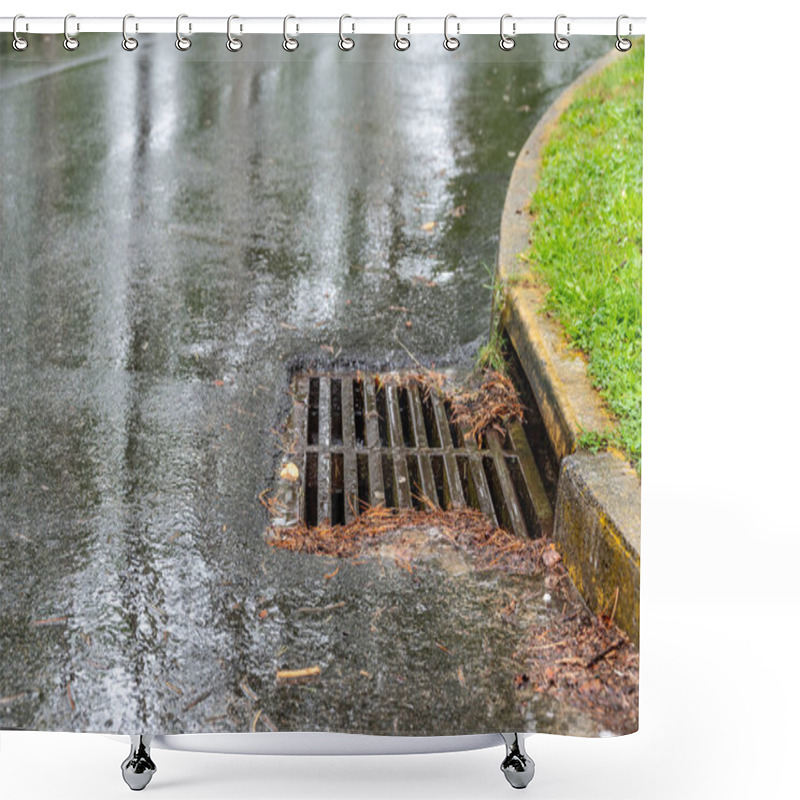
497, 48, 641, 645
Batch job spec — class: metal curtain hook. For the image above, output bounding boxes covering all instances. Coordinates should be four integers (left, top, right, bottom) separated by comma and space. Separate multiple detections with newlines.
63, 13, 79, 51
122, 14, 138, 51
394, 14, 410, 51
227, 15, 243, 51
175, 13, 191, 51
443, 14, 460, 51
12, 14, 28, 51
499, 14, 515, 51
339, 14, 354, 51
554, 14, 570, 51
283, 15, 299, 51
616, 14, 632, 51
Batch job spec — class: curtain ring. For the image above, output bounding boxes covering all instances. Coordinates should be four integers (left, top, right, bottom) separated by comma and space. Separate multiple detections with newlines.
616, 14, 632, 52
12, 14, 28, 51
443, 14, 460, 51
339, 14, 355, 51
553, 14, 570, 51
63, 13, 79, 51
499, 14, 515, 51
122, 14, 138, 51
175, 13, 191, 51
226, 15, 243, 52
394, 14, 410, 51
283, 15, 299, 52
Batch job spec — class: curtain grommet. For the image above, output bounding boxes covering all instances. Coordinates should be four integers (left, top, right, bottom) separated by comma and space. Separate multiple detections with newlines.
63, 13, 80, 51
175, 13, 192, 51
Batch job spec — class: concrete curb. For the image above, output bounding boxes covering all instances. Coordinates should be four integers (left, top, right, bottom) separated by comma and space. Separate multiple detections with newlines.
497, 48, 641, 645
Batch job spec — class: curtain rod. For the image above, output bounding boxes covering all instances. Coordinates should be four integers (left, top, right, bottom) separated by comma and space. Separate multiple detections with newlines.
1, 16, 646, 37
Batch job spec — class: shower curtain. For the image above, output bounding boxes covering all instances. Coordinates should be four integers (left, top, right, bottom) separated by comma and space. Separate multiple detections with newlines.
0, 25, 642, 744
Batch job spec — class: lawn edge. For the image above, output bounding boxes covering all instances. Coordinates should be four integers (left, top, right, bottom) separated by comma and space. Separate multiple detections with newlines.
497, 47, 641, 645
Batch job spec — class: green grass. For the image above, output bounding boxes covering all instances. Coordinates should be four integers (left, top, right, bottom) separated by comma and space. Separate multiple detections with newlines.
478, 263, 508, 373
524, 43, 643, 470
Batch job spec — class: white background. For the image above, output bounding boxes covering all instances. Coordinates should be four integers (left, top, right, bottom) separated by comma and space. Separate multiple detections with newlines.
2, 1, 799, 797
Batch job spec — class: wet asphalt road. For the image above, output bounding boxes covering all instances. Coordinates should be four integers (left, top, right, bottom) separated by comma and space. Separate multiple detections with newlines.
0, 34, 610, 735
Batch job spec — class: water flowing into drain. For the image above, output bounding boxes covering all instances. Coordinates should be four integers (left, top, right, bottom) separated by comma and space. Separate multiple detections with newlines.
279, 373, 553, 539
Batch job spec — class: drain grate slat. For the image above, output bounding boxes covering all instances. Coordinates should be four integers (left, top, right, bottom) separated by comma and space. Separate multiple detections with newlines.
485, 430, 528, 539
282, 372, 553, 538
340, 377, 359, 522
467, 451, 498, 525
317, 377, 331, 448
507, 420, 554, 537
407, 384, 438, 503
385, 384, 405, 450
457, 419, 499, 525
363, 380, 386, 507
316, 377, 332, 526
393, 452, 413, 509
429, 391, 466, 508
317, 451, 331, 527
290, 376, 310, 526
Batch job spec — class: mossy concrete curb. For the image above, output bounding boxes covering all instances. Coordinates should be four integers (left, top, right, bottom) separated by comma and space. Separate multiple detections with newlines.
556, 453, 640, 645
497, 49, 641, 645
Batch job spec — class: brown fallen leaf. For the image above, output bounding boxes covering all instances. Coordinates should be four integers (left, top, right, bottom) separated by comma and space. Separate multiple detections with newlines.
412, 275, 437, 288
251, 708, 262, 732
500, 599, 517, 623
0, 693, 27, 707
450, 204, 467, 218
182, 689, 213, 712
542, 546, 562, 568
258, 609, 269, 619
579, 678, 603, 696
280, 462, 300, 482
420, 221, 436, 232
324, 565, 340, 580
213, 380, 225, 387
457, 667, 466, 687
277, 666, 321, 682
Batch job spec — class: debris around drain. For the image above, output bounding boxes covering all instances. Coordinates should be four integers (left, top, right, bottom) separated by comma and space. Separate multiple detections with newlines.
514, 612, 639, 734
280, 462, 300, 482
277, 666, 321, 683
447, 369, 524, 446
542, 545, 562, 569
265, 504, 555, 575
278, 367, 551, 536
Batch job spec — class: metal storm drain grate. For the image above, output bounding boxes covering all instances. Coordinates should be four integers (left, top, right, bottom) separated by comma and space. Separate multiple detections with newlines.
277, 373, 553, 539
